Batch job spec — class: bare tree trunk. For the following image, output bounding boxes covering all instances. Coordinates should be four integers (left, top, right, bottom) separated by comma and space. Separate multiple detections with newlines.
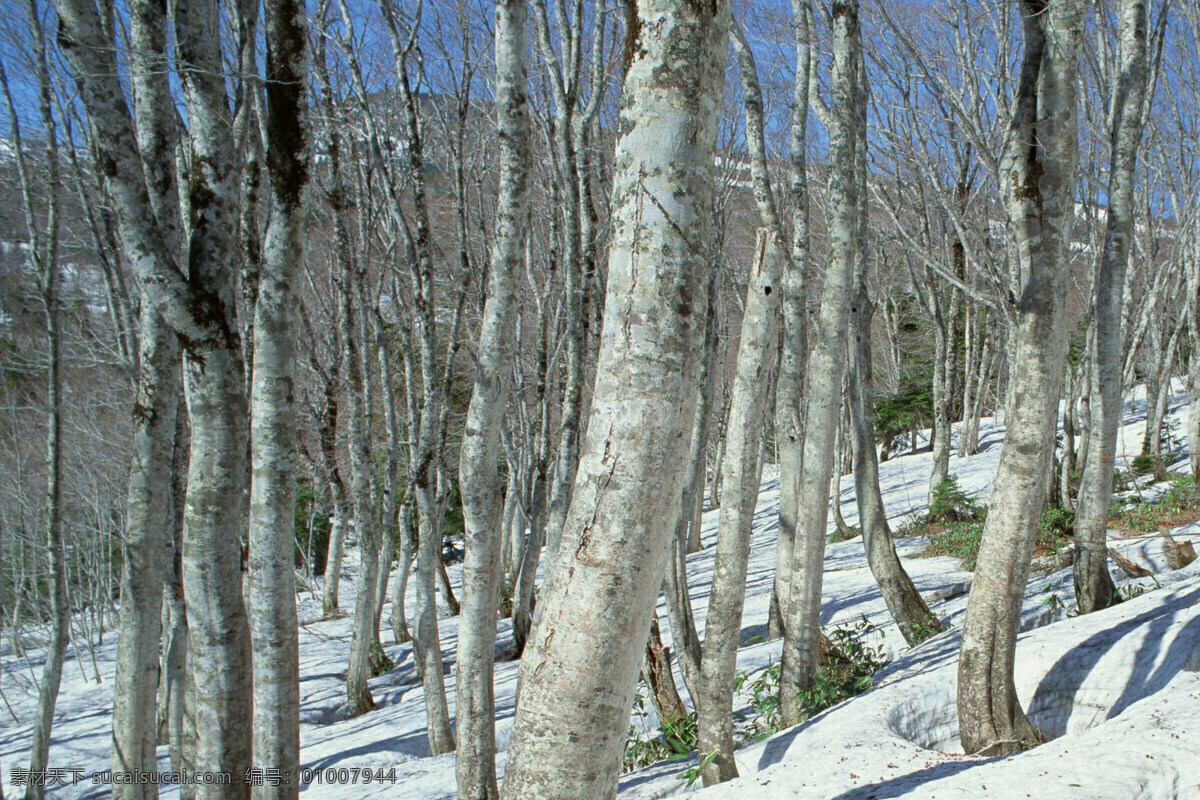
170, 0, 259, 788
1074, 4, 1156, 610
662, 534, 703, 699
4, 25, 66, 794
845, 77, 941, 644
114, 305, 179, 800
108, 0, 190, 771
830, 410, 857, 541
310, 15, 349, 623
849, 290, 941, 644
391, 499, 415, 644
642, 615, 687, 726
372, 531, 395, 642
341, 259, 379, 718
173, 0, 259, 777
958, 0, 1084, 756
1059, 362, 1079, 511
436, 547, 461, 616
779, 0, 861, 728
456, 0, 531, 793
697, 228, 783, 785
181, 360, 253, 800
959, 302, 978, 459
55, 0, 258, 787
499, 462, 520, 581
323, 509, 347, 617
498, 0, 730, 794
1076, 378, 1092, 483
1191, 319, 1200, 485
770, 0, 813, 642
965, 327, 997, 455
533, 0, 587, 574
508, 312, 553, 656
509, 461, 546, 656
163, 399, 192, 786
928, 317, 952, 501
108, 0, 185, 780
1148, 316, 1184, 458
679, 267, 721, 556
413, 502, 454, 745
246, 4, 309, 791
708, 393, 731, 511
369, 312, 404, 645
1188, 194, 1200, 482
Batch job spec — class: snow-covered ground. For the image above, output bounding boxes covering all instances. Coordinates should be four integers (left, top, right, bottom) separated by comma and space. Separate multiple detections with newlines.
2, 385, 1198, 800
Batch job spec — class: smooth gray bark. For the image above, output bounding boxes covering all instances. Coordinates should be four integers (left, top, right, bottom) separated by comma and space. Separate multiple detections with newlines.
114, 306, 179, 800
341, 263, 379, 717
678, 267, 721, 557
163, 400, 192, 786
54, 0, 257, 789
3, 31, 66, 798
456, 0, 532, 794
770, 0, 814, 642
498, 0, 730, 794
391, 500, 415, 644
107, 0, 184, 784
1075, 157, 1138, 610
310, 24, 349, 621
323, 511, 347, 616
369, 310, 404, 645
537, 0, 586, 573
696, 22, 791, 784
845, 82, 941, 646
246, 0, 309, 793
779, 0, 861, 728
698, 233, 782, 785
958, 0, 1084, 756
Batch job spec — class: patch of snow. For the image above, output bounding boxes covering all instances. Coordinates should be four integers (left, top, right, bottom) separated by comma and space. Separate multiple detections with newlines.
1, 384, 1197, 800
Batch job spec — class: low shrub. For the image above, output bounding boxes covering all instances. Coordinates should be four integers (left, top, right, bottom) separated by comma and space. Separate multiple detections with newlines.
917, 519, 986, 570
1129, 453, 1163, 478
1036, 506, 1075, 557
734, 618, 888, 745
927, 476, 983, 523
829, 523, 862, 544
624, 621, 889, 776
796, 617, 889, 721
894, 514, 928, 539
917, 504, 1077, 571
624, 687, 699, 772
1111, 476, 1200, 533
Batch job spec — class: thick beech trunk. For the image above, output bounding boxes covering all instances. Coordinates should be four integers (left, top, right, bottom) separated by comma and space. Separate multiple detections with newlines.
958, 0, 1084, 756
341, 263, 379, 718
114, 306, 179, 800
498, 1, 730, 795
55, 0, 257, 789
110, 0, 185, 780
246, 3, 309, 792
